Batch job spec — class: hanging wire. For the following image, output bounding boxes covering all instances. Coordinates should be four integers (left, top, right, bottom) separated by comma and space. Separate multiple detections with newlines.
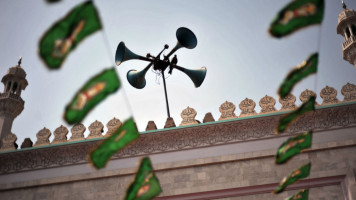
91, 0, 136, 120
100, 31, 136, 118
88, 0, 135, 120
306, 21, 323, 190
152, 68, 161, 85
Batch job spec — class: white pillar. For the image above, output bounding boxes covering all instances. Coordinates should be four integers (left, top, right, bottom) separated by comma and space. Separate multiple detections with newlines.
4, 82, 9, 92
345, 28, 349, 40
9, 81, 14, 93
16, 84, 21, 95
348, 25, 353, 36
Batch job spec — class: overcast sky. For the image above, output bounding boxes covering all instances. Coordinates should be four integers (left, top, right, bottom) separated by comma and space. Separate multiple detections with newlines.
0, 0, 355, 145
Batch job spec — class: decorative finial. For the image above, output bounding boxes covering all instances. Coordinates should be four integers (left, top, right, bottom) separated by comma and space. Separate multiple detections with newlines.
18, 56, 22, 66
342, 0, 347, 9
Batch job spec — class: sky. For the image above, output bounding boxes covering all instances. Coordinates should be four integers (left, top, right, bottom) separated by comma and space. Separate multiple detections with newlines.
0, 0, 355, 145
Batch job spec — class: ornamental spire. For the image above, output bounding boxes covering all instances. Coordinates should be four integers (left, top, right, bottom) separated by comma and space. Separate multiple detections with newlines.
342, 0, 347, 10
18, 56, 22, 66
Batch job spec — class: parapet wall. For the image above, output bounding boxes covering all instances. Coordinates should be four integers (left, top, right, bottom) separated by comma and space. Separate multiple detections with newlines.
0, 83, 355, 152
0, 84, 355, 175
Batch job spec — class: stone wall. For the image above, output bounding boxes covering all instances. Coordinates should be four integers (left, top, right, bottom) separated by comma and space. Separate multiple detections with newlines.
0, 142, 355, 199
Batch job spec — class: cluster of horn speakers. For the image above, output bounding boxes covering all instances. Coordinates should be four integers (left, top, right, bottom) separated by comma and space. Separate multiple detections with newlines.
115, 27, 207, 89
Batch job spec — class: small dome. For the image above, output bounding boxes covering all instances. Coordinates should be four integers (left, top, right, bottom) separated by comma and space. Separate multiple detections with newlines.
338, 9, 356, 24
1, 63, 28, 90
337, 9, 356, 34
7, 65, 27, 79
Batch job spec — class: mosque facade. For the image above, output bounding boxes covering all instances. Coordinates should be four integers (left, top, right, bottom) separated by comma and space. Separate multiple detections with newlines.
0, 5, 356, 200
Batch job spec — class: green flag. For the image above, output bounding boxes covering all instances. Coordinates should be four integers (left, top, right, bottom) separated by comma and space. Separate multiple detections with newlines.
64, 68, 120, 124
39, 1, 102, 69
285, 189, 309, 200
269, 0, 324, 38
279, 53, 318, 99
276, 96, 315, 134
90, 118, 139, 169
276, 131, 312, 164
125, 157, 162, 200
274, 163, 311, 194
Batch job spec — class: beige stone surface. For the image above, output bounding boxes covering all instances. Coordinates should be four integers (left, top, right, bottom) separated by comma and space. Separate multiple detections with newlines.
219, 101, 237, 120
34, 127, 51, 147
87, 120, 104, 139
180, 106, 198, 126
69, 123, 86, 142
51, 125, 68, 144
259, 95, 276, 114
239, 98, 256, 117
341, 82, 356, 102
299, 89, 317, 105
279, 94, 296, 111
105, 118, 122, 136
320, 86, 340, 105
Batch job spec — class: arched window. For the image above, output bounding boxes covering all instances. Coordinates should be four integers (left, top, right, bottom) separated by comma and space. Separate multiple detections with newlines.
12, 82, 17, 93
6, 81, 11, 92
346, 28, 351, 38
351, 25, 356, 36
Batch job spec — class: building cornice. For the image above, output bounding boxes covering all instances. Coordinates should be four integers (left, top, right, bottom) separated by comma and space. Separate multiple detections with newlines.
0, 102, 355, 175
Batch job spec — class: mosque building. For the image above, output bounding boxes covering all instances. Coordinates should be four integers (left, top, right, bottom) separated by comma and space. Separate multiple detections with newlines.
0, 3, 356, 200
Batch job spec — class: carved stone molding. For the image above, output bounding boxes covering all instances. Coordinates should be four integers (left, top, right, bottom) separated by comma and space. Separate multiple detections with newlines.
87, 120, 104, 139
219, 101, 237, 120
239, 98, 256, 117
341, 82, 356, 102
69, 123, 86, 142
1, 103, 355, 175
300, 89, 317, 105
259, 95, 276, 114
106, 118, 122, 136
34, 128, 51, 147
320, 86, 340, 105
0, 133, 17, 152
52, 125, 68, 144
279, 94, 296, 111
180, 107, 198, 126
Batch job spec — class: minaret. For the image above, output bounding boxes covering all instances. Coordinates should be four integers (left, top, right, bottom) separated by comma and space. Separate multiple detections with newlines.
0, 57, 28, 144
337, 0, 356, 69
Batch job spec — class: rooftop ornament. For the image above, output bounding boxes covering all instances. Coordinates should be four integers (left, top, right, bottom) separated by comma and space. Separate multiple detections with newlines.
342, 0, 347, 10
115, 27, 207, 118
